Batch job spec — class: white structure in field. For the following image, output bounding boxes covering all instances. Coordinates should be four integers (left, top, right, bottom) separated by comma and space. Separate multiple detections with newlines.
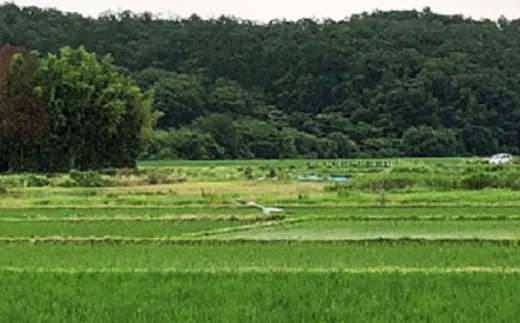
489, 153, 513, 165
236, 199, 284, 215
247, 202, 284, 215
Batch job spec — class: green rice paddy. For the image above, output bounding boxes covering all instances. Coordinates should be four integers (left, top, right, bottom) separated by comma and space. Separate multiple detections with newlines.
1, 158, 519, 321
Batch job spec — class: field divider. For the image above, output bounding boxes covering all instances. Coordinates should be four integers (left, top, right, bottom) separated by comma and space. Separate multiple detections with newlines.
182, 218, 305, 238
4, 205, 520, 210
1, 237, 520, 246
3, 214, 520, 222
0, 215, 287, 222
300, 215, 520, 221
7, 203, 520, 209
2, 266, 520, 274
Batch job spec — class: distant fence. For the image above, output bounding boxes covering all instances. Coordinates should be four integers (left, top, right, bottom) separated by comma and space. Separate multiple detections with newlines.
308, 160, 393, 168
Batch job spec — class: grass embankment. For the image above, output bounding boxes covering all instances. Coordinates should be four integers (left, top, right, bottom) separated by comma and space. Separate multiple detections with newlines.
2, 206, 520, 219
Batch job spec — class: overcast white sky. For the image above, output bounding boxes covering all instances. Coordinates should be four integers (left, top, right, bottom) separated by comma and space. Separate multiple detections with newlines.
10, 0, 520, 21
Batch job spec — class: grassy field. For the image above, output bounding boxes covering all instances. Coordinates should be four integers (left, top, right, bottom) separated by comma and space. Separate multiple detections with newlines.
214, 219, 520, 240
1, 158, 520, 321
2, 205, 520, 219
2, 241, 520, 270
2, 271, 519, 323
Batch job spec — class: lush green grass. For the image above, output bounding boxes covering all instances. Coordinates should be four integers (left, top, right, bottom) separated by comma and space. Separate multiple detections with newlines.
0, 220, 248, 238
215, 220, 520, 240
2, 206, 520, 219
4, 158, 520, 322
297, 206, 520, 219
1, 242, 520, 270
8, 218, 520, 240
1, 271, 519, 323
6, 182, 520, 208
0, 181, 324, 207
0, 207, 260, 219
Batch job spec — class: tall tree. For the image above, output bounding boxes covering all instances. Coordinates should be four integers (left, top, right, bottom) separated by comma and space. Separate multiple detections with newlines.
0, 45, 48, 172
33, 46, 157, 170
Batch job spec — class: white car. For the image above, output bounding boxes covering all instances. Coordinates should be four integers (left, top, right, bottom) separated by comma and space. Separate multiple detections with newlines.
489, 154, 513, 165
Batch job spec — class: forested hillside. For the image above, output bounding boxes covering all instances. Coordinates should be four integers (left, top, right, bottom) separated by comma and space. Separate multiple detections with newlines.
1, 4, 520, 159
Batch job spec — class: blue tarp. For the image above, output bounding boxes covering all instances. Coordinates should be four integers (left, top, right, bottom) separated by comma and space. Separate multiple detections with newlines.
329, 176, 349, 183
298, 174, 350, 182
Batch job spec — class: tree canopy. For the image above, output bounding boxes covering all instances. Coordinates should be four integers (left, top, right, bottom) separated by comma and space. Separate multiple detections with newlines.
2, 4, 520, 160
0, 45, 155, 172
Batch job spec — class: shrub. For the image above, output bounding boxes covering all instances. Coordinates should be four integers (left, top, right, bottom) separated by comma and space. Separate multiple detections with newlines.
501, 172, 520, 190
464, 158, 489, 166
423, 176, 459, 191
147, 171, 162, 185
243, 167, 253, 180
69, 170, 107, 187
59, 176, 78, 187
390, 165, 432, 174
50, 176, 78, 188
266, 169, 277, 179
378, 176, 417, 191
460, 172, 498, 190
0, 176, 23, 188
25, 174, 50, 187
324, 183, 343, 192
146, 170, 180, 185
352, 174, 419, 191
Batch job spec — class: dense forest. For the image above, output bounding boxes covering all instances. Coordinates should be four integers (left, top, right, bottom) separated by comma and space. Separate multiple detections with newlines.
2, 4, 520, 160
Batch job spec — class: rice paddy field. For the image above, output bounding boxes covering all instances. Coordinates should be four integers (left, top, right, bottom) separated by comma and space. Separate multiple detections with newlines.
2, 157, 520, 322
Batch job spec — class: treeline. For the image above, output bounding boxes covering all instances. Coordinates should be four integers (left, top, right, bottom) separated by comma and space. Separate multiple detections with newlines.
2, 4, 520, 159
